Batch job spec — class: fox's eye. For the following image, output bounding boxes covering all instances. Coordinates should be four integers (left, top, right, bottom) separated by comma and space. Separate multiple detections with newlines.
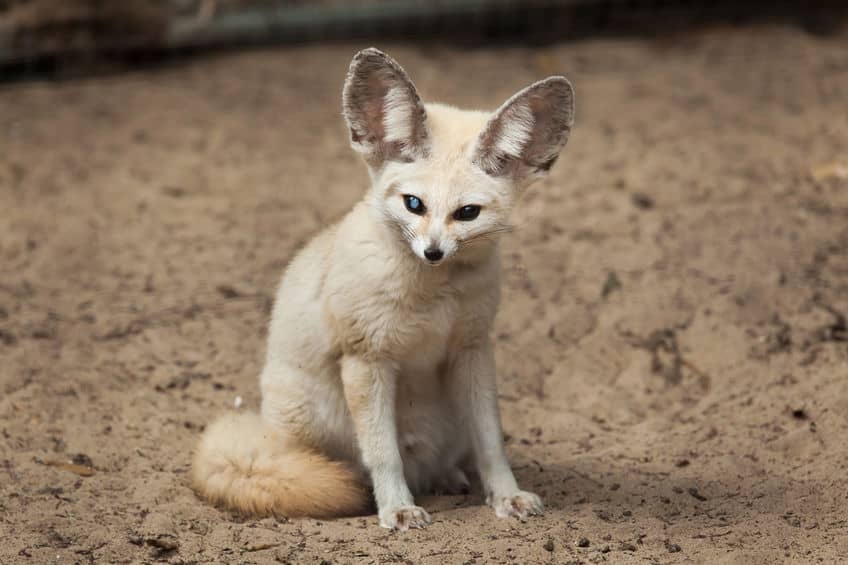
403, 195, 426, 215
453, 205, 481, 221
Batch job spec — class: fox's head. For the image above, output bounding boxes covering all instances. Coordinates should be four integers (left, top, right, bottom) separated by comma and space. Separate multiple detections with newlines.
342, 48, 574, 266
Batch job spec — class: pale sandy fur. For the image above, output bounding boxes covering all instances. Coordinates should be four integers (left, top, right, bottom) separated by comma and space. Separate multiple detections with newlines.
191, 413, 369, 518
191, 48, 573, 530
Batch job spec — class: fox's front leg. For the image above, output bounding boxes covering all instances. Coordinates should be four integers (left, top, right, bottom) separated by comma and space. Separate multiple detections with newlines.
451, 342, 544, 520
340, 355, 430, 531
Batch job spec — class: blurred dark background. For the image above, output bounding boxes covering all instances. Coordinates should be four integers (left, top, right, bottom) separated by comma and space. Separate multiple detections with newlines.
2, 0, 847, 80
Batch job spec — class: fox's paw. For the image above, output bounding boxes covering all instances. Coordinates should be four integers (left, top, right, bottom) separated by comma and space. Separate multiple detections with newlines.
379, 505, 431, 531
489, 491, 544, 521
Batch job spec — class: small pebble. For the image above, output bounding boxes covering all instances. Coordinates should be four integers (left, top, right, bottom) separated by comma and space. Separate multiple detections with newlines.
146, 536, 179, 551
619, 542, 637, 552
631, 192, 655, 209
687, 487, 708, 501
577, 537, 590, 548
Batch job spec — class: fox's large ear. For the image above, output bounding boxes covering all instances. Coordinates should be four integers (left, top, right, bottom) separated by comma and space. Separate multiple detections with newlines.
473, 77, 574, 182
342, 48, 430, 168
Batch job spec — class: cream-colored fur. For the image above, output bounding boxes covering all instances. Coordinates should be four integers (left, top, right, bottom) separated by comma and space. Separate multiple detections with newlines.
191, 48, 574, 531
192, 413, 368, 517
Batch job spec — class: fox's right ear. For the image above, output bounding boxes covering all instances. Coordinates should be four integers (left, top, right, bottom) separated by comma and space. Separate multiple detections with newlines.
342, 48, 430, 169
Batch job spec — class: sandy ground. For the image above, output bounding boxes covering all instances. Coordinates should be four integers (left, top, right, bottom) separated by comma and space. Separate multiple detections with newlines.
2, 24, 848, 565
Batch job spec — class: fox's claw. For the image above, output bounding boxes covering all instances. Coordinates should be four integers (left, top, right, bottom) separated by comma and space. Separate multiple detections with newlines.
489, 491, 544, 521
380, 505, 431, 531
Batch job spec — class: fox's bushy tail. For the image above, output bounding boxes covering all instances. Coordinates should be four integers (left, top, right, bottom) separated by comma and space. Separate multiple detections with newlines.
191, 412, 369, 518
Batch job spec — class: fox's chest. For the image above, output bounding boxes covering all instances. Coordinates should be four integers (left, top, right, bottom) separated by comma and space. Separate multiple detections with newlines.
329, 258, 494, 365
394, 290, 458, 368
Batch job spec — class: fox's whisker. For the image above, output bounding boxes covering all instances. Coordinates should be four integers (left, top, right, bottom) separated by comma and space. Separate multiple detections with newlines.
460, 225, 515, 247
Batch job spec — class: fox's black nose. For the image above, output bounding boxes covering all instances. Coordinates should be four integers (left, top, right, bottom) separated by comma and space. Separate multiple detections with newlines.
424, 248, 444, 262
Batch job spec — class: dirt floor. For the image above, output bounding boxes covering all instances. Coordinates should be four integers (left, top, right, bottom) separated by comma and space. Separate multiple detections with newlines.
2, 23, 848, 565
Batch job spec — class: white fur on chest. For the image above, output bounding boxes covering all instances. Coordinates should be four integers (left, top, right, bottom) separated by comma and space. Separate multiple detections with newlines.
395, 288, 456, 377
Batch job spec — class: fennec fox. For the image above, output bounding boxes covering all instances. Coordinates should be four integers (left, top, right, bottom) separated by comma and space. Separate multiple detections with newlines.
192, 48, 574, 530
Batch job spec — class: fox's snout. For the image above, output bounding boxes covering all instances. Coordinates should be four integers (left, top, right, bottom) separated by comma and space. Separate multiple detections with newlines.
421, 222, 449, 264
409, 219, 459, 265
411, 231, 453, 265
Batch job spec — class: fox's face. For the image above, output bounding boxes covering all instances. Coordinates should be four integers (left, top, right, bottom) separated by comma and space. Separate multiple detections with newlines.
342, 49, 574, 266
370, 151, 514, 265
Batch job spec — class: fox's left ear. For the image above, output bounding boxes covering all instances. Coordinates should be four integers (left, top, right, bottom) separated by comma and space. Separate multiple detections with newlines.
473, 76, 574, 182
342, 48, 430, 168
